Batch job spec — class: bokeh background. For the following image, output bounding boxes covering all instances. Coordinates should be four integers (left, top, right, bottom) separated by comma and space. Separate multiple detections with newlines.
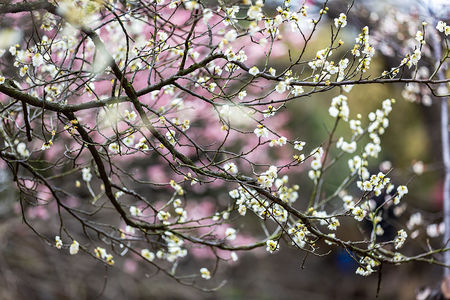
0, 0, 449, 299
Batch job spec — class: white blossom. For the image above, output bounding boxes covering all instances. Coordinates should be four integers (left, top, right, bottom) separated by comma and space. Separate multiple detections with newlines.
200, 267, 211, 279
69, 240, 79, 255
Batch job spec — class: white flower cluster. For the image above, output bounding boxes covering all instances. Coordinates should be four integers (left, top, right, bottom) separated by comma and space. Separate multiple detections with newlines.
349, 118, 363, 136
308, 147, 324, 181
328, 95, 349, 121
94, 247, 115, 265
224, 48, 248, 64
173, 199, 187, 222
269, 136, 287, 147
170, 180, 184, 195
229, 183, 293, 222
288, 222, 309, 248
357, 171, 391, 196
257, 166, 278, 188
426, 223, 445, 238
157, 210, 171, 224
336, 137, 357, 154
130, 205, 142, 217
394, 229, 407, 249
393, 185, 408, 205
352, 26, 375, 72
355, 256, 380, 276
334, 13, 347, 28
308, 48, 331, 71
436, 21, 450, 36
346, 99, 396, 198
223, 5, 239, 26
157, 232, 187, 263
247, 0, 264, 21
275, 175, 299, 204
401, 49, 422, 69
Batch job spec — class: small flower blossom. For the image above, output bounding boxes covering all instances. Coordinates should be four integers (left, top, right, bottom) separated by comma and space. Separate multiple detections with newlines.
17, 142, 30, 157
109, 142, 119, 153
157, 210, 171, 222
19, 65, 28, 77
266, 239, 280, 253
82, 167, 92, 182
55, 236, 63, 249
352, 206, 366, 221
229, 189, 240, 198
94, 247, 115, 265
247, 4, 263, 20
130, 205, 142, 217
275, 81, 288, 93
166, 130, 177, 146
254, 125, 269, 138
230, 252, 238, 261
263, 105, 278, 117
249, 66, 260, 76
141, 249, 155, 261
310, 159, 322, 170
9, 45, 17, 56
32, 53, 44, 67
291, 86, 304, 96
238, 90, 247, 100
328, 217, 340, 230
436, 21, 449, 35
170, 180, 184, 195
269, 136, 287, 147
225, 228, 236, 240
135, 137, 149, 151
200, 267, 211, 279
376, 225, 384, 236
203, 8, 213, 24
415, 31, 424, 43
257, 166, 278, 188
223, 162, 238, 174
397, 185, 408, 197
334, 13, 347, 28
294, 141, 306, 151
69, 240, 79, 255
329, 95, 349, 121
41, 141, 52, 150
123, 110, 137, 122
394, 229, 407, 249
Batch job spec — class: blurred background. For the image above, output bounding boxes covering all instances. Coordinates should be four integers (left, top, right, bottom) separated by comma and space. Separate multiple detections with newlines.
0, 0, 449, 299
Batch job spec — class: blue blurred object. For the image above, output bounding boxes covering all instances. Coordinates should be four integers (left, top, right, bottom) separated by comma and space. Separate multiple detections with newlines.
336, 249, 358, 274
